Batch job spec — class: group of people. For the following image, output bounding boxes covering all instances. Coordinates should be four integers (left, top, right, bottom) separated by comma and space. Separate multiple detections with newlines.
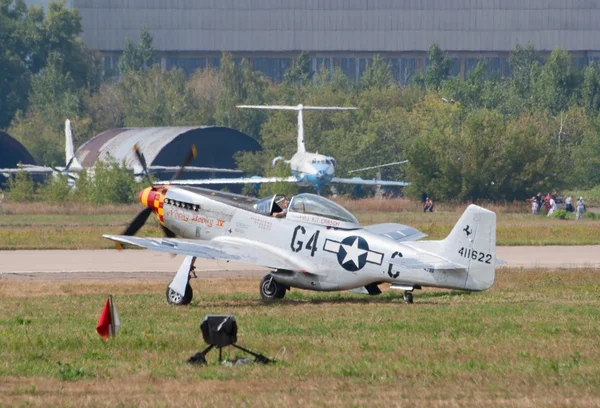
528, 192, 586, 220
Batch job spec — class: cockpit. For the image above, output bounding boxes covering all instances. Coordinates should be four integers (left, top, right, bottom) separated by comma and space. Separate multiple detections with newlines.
288, 194, 359, 225
252, 193, 359, 227
253, 194, 288, 216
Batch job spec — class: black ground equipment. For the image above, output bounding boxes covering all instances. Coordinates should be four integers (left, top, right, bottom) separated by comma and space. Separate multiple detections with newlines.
188, 315, 273, 365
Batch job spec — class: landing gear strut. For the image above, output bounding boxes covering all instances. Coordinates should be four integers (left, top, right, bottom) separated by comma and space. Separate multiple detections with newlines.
259, 274, 287, 303
166, 255, 197, 306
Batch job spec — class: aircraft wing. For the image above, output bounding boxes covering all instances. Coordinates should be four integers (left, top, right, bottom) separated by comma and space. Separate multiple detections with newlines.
155, 176, 298, 185
102, 235, 320, 273
0, 166, 55, 175
363, 223, 427, 242
331, 177, 411, 187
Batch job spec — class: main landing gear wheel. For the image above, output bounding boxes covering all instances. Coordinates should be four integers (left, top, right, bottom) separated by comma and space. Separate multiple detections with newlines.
166, 283, 193, 305
403, 291, 414, 304
260, 274, 286, 303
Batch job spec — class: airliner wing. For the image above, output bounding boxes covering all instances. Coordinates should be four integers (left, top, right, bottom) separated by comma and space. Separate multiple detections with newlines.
155, 176, 298, 185
148, 166, 243, 174
0, 166, 55, 175
331, 177, 411, 187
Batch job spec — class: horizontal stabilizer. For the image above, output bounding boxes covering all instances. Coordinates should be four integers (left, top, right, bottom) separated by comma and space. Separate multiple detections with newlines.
364, 223, 427, 242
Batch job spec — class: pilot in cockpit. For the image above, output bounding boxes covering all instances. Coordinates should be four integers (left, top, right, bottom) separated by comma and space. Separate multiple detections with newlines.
272, 196, 289, 218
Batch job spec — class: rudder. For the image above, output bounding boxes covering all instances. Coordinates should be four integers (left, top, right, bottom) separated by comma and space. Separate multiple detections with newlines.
441, 204, 496, 290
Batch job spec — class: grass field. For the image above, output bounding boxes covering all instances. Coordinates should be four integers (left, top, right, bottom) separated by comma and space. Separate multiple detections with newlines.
1, 268, 599, 407
1, 201, 599, 249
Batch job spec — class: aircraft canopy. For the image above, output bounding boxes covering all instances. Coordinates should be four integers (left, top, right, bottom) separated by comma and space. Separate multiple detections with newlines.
288, 194, 358, 224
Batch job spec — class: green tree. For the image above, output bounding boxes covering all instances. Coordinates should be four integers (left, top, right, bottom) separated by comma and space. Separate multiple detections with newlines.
118, 65, 197, 126
258, 163, 299, 198
214, 53, 269, 138
424, 43, 451, 91
77, 159, 140, 204
118, 25, 154, 74
581, 62, 600, 112
5, 171, 36, 202
283, 51, 313, 86
0, 0, 93, 128
360, 54, 394, 90
508, 44, 538, 100
532, 49, 579, 114
9, 52, 84, 165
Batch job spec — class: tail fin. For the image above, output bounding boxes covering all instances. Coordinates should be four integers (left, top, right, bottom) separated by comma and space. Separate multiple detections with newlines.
65, 119, 75, 166
64, 119, 80, 170
442, 205, 496, 290
236, 105, 358, 154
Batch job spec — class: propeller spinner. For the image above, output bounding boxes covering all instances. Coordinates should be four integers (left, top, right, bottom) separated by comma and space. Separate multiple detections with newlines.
116, 144, 197, 250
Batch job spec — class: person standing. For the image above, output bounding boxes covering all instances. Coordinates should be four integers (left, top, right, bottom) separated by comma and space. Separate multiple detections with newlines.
423, 197, 434, 212
547, 196, 557, 217
576, 197, 586, 220
565, 196, 574, 213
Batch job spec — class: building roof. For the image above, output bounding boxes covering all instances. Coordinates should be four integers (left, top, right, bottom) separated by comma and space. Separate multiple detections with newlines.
76, 126, 260, 175
0, 131, 37, 168
0, 131, 37, 186
74, 0, 600, 53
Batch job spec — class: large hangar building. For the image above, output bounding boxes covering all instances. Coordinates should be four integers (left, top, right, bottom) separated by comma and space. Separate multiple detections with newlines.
76, 126, 261, 187
58, 0, 600, 83
0, 131, 37, 187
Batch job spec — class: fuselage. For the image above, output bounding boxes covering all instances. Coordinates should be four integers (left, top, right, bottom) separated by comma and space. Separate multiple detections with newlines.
287, 152, 335, 189
141, 185, 474, 293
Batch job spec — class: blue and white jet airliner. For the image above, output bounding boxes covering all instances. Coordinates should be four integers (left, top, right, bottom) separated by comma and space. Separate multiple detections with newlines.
158, 105, 410, 190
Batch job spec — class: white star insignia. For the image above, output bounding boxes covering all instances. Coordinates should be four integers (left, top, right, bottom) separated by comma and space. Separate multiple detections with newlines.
341, 237, 367, 267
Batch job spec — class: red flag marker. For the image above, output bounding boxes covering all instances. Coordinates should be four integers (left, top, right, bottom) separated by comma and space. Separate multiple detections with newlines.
96, 295, 120, 340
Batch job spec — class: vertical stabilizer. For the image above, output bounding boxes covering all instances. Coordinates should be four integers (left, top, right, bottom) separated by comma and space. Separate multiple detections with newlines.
403, 205, 496, 291
64, 119, 80, 169
236, 105, 357, 155
442, 205, 496, 291
297, 105, 305, 153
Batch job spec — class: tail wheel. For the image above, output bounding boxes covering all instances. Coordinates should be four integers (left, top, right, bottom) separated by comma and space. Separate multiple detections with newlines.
403, 292, 413, 304
166, 283, 193, 305
260, 274, 286, 303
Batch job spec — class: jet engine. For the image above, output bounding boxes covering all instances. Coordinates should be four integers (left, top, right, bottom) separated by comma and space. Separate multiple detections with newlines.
272, 156, 285, 168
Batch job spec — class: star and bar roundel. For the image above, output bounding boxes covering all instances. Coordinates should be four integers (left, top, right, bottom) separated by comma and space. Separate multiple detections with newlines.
324, 236, 384, 271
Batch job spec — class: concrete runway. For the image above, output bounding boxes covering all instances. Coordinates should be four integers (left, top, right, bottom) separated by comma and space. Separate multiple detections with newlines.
1, 246, 599, 281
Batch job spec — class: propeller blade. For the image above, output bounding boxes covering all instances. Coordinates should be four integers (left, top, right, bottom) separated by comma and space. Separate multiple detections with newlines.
123, 207, 153, 236
170, 145, 197, 182
64, 156, 75, 172
133, 144, 154, 188
50, 166, 77, 182
161, 224, 176, 238
116, 207, 153, 250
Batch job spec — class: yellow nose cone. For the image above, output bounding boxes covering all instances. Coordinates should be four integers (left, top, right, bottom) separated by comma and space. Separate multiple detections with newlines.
139, 187, 152, 207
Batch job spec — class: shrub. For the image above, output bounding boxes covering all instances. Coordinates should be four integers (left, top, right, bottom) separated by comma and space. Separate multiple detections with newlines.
5, 172, 37, 202
78, 159, 141, 205
37, 174, 74, 203
550, 209, 568, 220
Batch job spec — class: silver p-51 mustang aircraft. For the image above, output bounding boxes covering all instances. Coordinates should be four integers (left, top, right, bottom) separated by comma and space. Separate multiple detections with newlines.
104, 147, 496, 305
158, 105, 410, 190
